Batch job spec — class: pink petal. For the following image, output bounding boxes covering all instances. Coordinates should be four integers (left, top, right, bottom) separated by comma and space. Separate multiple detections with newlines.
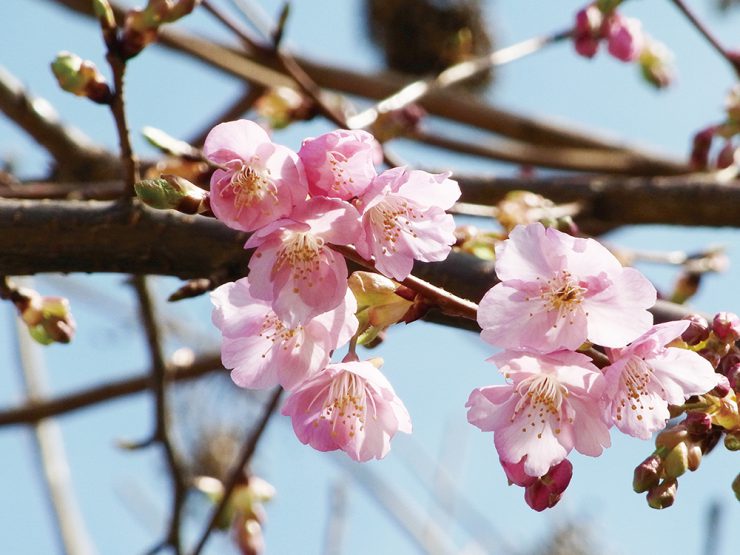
203, 119, 271, 164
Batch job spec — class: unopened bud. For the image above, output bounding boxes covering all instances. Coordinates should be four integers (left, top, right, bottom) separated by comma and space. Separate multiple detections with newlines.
712, 312, 740, 343
369, 104, 426, 142
639, 40, 674, 89
655, 425, 688, 451
51, 52, 112, 104
690, 126, 717, 170
255, 87, 312, 130
711, 374, 732, 398
572, 5, 603, 59
685, 412, 712, 438
725, 431, 740, 451
92, 0, 116, 31
716, 141, 737, 169
26, 296, 76, 345
633, 454, 662, 493
686, 444, 703, 471
681, 314, 710, 346
733, 473, 740, 501
663, 442, 689, 478
647, 479, 678, 510
134, 176, 206, 214
348, 272, 413, 345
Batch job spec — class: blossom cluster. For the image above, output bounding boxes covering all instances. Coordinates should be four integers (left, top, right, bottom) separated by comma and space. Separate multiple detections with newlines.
466, 222, 721, 510
572, 2, 673, 88
207, 120, 461, 461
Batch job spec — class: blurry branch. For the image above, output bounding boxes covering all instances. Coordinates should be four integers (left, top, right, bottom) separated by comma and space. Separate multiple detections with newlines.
14, 307, 97, 555
322, 480, 348, 555
189, 387, 282, 555
132, 276, 187, 554
330, 455, 463, 555
670, 0, 740, 78
47, 0, 688, 173
0, 352, 222, 427
0, 65, 117, 180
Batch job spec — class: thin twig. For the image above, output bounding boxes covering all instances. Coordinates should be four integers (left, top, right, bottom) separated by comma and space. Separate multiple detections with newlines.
132, 276, 187, 554
0, 352, 222, 427
348, 29, 571, 129
106, 51, 140, 194
670, 0, 740, 77
331, 244, 479, 321
13, 297, 97, 555
189, 386, 283, 555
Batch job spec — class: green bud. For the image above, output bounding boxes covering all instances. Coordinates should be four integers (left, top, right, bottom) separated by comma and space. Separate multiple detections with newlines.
23, 295, 75, 345
92, 0, 116, 31
646, 479, 678, 510
663, 442, 689, 478
348, 272, 413, 346
732, 473, 740, 501
725, 431, 740, 451
51, 52, 111, 104
134, 176, 206, 214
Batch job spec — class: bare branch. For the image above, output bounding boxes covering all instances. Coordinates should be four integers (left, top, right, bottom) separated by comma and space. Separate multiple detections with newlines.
0, 65, 117, 180
14, 308, 97, 555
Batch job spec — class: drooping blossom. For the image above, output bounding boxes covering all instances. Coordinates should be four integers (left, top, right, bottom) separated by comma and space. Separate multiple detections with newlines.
204, 119, 308, 232
281, 359, 412, 462
354, 167, 461, 281
605, 14, 644, 62
501, 457, 573, 512
298, 129, 382, 200
478, 222, 656, 352
211, 277, 358, 390
572, 4, 602, 58
246, 196, 361, 325
466, 349, 611, 477
602, 321, 720, 440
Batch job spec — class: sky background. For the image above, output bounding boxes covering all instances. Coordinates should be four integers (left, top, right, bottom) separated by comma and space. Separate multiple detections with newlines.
1, 0, 739, 554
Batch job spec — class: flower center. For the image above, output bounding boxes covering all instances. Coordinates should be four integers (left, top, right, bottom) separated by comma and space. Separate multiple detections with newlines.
327, 153, 355, 193
224, 162, 278, 213
614, 356, 656, 422
274, 232, 326, 286
368, 197, 422, 254
513, 374, 569, 438
258, 313, 301, 357
320, 371, 372, 437
536, 271, 586, 325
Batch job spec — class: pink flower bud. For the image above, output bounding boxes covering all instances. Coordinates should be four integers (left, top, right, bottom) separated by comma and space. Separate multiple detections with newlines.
573, 5, 603, 59
605, 14, 644, 62
681, 314, 710, 345
712, 312, 740, 343
633, 454, 662, 493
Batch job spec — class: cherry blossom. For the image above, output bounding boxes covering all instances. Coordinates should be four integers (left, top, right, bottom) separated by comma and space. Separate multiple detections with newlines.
478, 222, 656, 352
204, 119, 307, 232
245, 196, 361, 326
298, 129, 382, 200
281, 359, 412, 461
605, 14, 644, 62
602, 321, 721, 439
573, 4, 602, 58
466, 349, 611, 477
211, 277, 358, 390
354, 167, 461, 281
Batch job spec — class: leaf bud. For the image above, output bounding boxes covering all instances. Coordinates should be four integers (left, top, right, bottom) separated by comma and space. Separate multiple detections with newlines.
51, 52, 112, 104
134, 176, 207, 214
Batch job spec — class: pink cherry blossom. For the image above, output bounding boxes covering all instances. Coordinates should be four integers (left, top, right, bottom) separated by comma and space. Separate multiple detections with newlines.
246, 196, 361, 325
573, 4, 603, 59
281, 359, 412, 462
602, 321, 721, 439
204, 119, 308, 232
211, 277, 358, 390
501, 457, 573, 512
466, 349, 611, 477
478, 222, 656, 352
298, 129, 382, 200
605, 14, 644, 62
354, 167, 461, 281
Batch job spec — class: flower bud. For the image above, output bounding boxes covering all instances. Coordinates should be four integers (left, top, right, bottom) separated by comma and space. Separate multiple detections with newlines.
638, 40, 675, 89
255, 87, 313, 130
92, 0, 116, 32
663, 442, 689, 478
633, 454, 662, 493
134, 176, 207, 214
685, 412, 712, 438
573, 5, 603, 59
716, 141, 737, 169
51, 52, 112, 104
733, 473, 740, 501
348, 272, 413, 345
369, 104, 426, 142
686, 444, 703, 471
25, 295, 76, 345
647, 479, 677, 510
681, 314, 710, 345
725, 431, 740, 451
655, 425, 688, 451
711, 374, 732, 398
690, 126, 717, 170
712, 312, 740, 343
605, 14, 644, 62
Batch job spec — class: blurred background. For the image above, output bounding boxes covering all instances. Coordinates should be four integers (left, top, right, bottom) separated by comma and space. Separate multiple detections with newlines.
1, 0, 739, 554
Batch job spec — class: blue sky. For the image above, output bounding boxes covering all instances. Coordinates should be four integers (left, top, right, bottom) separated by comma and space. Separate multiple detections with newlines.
1, 1, 739, 554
